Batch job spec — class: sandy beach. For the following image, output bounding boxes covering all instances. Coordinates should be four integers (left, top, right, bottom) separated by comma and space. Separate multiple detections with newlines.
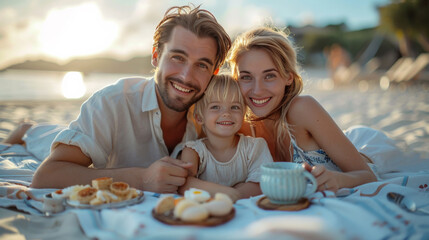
1, 77, 428, 159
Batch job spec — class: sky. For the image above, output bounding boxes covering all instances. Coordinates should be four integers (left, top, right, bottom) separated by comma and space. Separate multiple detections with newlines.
0, 0, 391, 69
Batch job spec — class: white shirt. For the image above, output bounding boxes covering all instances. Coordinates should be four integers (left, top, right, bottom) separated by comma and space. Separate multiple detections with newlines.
185, 134, 273, 186
52, 77, 197, 168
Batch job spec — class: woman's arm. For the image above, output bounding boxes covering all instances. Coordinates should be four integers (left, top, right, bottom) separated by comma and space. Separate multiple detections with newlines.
289, 96, 377, 190
303, 163, 374, 192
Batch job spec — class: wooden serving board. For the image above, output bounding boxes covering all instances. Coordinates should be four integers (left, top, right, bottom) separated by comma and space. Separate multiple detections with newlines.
152, 208, 235, 227
257, 196, 310, 211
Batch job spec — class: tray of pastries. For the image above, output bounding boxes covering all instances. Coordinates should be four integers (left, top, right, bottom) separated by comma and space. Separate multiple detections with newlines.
50, 177, 144, 210
152, 188, 235, 227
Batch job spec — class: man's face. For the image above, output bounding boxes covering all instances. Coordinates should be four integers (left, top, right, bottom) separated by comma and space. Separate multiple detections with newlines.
153, 26, 217, 112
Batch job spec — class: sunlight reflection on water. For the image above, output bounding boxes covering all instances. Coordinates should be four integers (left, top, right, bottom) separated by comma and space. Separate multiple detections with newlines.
0, 69, 148, 101
0, 68, 329, 101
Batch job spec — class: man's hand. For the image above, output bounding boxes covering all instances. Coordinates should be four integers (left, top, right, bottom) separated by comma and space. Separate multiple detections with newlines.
141, 157, 193, 193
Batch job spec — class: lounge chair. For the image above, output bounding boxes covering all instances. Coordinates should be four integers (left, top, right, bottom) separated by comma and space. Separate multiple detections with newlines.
394, 53, 429, 83
379, 53, 429, 89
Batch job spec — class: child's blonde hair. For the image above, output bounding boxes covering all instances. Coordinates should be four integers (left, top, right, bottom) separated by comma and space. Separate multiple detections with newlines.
193, 74, 246, 125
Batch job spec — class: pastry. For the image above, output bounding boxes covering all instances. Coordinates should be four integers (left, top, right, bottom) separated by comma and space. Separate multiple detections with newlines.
88, 190, 119, 205
68, 185, 92, 201
92, 177, 113, 190
109, 181, 130, 197
89, 197, 104, 205
184, 188, 211, 203
203, 199, 233, 217
180, 205, 209, 222
214, 192, 234, 205
155, 195, 175, 215
121, 187, 139, 201
173, 199, 198, 219
174, 197, 184, 206
75, 187, 98, 204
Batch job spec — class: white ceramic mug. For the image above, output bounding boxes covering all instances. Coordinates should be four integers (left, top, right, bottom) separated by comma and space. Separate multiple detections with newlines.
260, 162, 317, 204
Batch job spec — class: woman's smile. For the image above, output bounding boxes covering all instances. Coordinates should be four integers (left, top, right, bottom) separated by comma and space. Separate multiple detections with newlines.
250, 97, 272, 106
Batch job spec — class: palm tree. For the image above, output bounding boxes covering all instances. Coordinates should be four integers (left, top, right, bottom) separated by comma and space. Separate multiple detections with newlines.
379, 0, 429, 56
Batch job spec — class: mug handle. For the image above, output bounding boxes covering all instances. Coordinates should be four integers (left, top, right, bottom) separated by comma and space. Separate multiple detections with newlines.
303, 171, 317, 197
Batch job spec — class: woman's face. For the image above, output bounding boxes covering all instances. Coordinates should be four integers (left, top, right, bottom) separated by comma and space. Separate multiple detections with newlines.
236, 48, 292, 117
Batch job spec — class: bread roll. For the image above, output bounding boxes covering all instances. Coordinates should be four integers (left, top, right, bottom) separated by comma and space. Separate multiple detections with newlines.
214, 192, 234, 205
155, 195, 175, 215
173, 199, 198, 219
203, 199, 233, 217
181, 205, 209, 222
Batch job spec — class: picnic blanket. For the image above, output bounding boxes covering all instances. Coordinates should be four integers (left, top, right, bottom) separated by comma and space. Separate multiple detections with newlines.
1, 141, 429, 239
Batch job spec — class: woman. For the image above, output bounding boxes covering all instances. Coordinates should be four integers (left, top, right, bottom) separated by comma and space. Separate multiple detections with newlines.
227, 27, 377, 192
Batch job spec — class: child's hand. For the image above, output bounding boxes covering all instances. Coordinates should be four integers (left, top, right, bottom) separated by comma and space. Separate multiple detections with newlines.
177, 176, 196, 195
302, 163, 340, 193
179, 147, 199, 177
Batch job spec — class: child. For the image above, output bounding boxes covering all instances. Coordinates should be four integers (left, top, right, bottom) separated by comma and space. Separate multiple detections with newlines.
179, 74, 273, 201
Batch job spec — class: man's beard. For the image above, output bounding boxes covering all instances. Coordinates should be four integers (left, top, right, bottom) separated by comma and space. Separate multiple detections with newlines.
155, 71, 204, 112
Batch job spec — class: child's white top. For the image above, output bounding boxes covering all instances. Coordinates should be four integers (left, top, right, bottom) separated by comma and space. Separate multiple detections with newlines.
184, 134, 273, 186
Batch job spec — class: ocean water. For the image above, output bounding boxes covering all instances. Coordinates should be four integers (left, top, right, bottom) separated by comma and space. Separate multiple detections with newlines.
0, 69, 147, 101
0, 68, 329, 101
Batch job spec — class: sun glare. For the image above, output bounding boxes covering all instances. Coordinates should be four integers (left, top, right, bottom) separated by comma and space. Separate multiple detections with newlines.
39, 3, 119, 60
61, 72, 86, 99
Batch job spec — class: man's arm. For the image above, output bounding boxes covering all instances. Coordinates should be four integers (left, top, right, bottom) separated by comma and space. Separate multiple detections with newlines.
31, 143, 192, 193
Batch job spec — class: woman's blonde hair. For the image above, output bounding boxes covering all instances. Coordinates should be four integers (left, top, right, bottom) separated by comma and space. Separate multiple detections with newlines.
193, 74, 246, 133
227, 27, 303, 161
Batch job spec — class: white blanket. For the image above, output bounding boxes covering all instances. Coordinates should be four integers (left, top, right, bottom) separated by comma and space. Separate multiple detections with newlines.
72, 178, 429, 240
1, 141, 429, 239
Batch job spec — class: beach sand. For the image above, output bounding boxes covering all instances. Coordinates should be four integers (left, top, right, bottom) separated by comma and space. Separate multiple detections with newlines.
1, 79, 428, 159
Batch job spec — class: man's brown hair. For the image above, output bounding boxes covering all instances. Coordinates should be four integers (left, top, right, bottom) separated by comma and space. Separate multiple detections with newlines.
153, 5, 231, 71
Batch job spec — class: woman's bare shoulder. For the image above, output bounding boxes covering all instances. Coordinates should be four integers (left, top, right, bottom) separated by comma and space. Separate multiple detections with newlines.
288, 95, 322, 119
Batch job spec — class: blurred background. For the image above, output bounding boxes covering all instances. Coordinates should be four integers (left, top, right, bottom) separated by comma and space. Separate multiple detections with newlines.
0, 0, 428, 155
0, 0, 428, 101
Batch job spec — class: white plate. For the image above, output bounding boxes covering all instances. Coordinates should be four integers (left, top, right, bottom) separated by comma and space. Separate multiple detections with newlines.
66, 190, 144, 210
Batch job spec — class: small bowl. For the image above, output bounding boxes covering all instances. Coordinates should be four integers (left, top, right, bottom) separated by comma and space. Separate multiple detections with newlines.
42, 193, 65, 213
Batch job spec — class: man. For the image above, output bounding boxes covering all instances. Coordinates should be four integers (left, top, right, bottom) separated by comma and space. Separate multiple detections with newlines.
31, 5, 231, 193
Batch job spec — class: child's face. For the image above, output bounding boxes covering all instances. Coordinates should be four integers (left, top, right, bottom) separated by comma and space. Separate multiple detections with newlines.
200, 97, 244, 138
